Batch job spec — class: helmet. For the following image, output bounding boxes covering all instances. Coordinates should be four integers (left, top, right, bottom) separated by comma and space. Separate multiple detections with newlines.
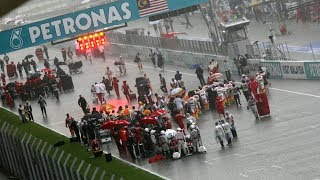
160, 130, 165, 135
186, 113, 191, 117
144, 128, 149, 132
150, 130, 156, 134
119, 56, 123, 59
189, 124, 196, 130
177, 127, 182, 132
167, 133, 174, 139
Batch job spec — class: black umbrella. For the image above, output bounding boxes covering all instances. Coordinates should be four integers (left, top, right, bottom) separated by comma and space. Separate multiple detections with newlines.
57, 61, 67, 66
29, 72, 41, 80
6, 82, 16, 88
25, 54, 34, 60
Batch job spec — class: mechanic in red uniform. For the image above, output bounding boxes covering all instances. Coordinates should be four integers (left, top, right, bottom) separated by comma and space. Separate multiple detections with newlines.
216, 96, 225, 119
111, 128, 122, 153
119, 127, 128, 153
174, 110, 186, 134
163, 117, 172, 129
122, 80, 132, 102
112, 77, 120, 98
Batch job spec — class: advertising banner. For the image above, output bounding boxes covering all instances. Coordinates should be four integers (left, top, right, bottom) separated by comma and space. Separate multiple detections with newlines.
280, 61, 306, 79
304, 62, 320, 79
0, 0, 208, 54
261, 61, 283, 79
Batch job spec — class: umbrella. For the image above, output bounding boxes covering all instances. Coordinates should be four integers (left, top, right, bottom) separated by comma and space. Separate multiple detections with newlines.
25, 54, 34, 60
101, 104, 116, 112
29, 72, 41, 80
169, 88, 185, 97
57, 61, 67, 66
101, 120, 115, 129
151, 109, 167, 117
121, 109, 130, 116
4, 18, 14, 24
208, 73, 223, 82
149, 20, 160, 25
115, 120, 130, 126
5, 82, 16, 89
141, 116, 158, 125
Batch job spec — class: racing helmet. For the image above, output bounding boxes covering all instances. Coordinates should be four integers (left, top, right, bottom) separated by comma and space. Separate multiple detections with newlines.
189, 124, 196, 130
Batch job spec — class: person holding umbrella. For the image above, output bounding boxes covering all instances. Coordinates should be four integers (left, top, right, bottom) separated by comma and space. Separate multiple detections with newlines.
22, 60, 29, 76
61, 48, 67, 62
30, 59, 37, 72
38, 95, 47, 117
3, 54, 9, 64
17, 62, 23, 77
43, 45, 49, 60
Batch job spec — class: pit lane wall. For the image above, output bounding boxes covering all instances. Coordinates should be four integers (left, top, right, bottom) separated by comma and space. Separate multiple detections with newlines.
105, 43, 320, 80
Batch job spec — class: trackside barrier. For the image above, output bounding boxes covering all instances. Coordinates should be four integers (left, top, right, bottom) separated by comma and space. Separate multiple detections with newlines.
105, 43, 320, 80
0, 120, 122, 180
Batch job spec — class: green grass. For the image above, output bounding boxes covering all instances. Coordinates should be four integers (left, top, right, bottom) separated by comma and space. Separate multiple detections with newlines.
0, 108, 163, 180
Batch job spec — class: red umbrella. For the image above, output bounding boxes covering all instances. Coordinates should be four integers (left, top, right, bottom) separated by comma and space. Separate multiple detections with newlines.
141, 116, 158, 125
115, 120, 130, 126
151, 109, 167, 117
101, 120, 115, 129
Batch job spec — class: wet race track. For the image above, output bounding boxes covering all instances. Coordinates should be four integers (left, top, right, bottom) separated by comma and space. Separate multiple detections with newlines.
3, 46, 320, 180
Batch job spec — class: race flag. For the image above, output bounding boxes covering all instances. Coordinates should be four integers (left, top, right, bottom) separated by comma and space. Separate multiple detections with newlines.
137, 0, 169, 17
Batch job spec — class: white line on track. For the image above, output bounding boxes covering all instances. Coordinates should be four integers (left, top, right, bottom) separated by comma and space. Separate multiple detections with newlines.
271, 165, 282, 169
47, 121, 65, 126
269, 87, 320, 98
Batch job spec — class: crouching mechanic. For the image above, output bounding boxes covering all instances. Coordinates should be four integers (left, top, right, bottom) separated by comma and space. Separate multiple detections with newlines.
175, 128, 191, 157
189, 124, 202, 152
159, 130, 170, 157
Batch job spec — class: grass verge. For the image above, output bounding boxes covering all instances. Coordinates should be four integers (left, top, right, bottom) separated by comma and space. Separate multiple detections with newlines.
0, 108, 163, 180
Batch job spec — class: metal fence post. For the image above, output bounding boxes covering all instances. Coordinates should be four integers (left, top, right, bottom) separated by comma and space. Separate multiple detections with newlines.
91, 167, 100, 180
76, 160, 85, 180
310, 42, 316, 61
70, 157, 78, 180
83, 164, 92, 180
63, 154, 72, 180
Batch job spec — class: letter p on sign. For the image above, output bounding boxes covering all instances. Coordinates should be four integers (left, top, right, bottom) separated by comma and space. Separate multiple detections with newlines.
29, 26, 41, 43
